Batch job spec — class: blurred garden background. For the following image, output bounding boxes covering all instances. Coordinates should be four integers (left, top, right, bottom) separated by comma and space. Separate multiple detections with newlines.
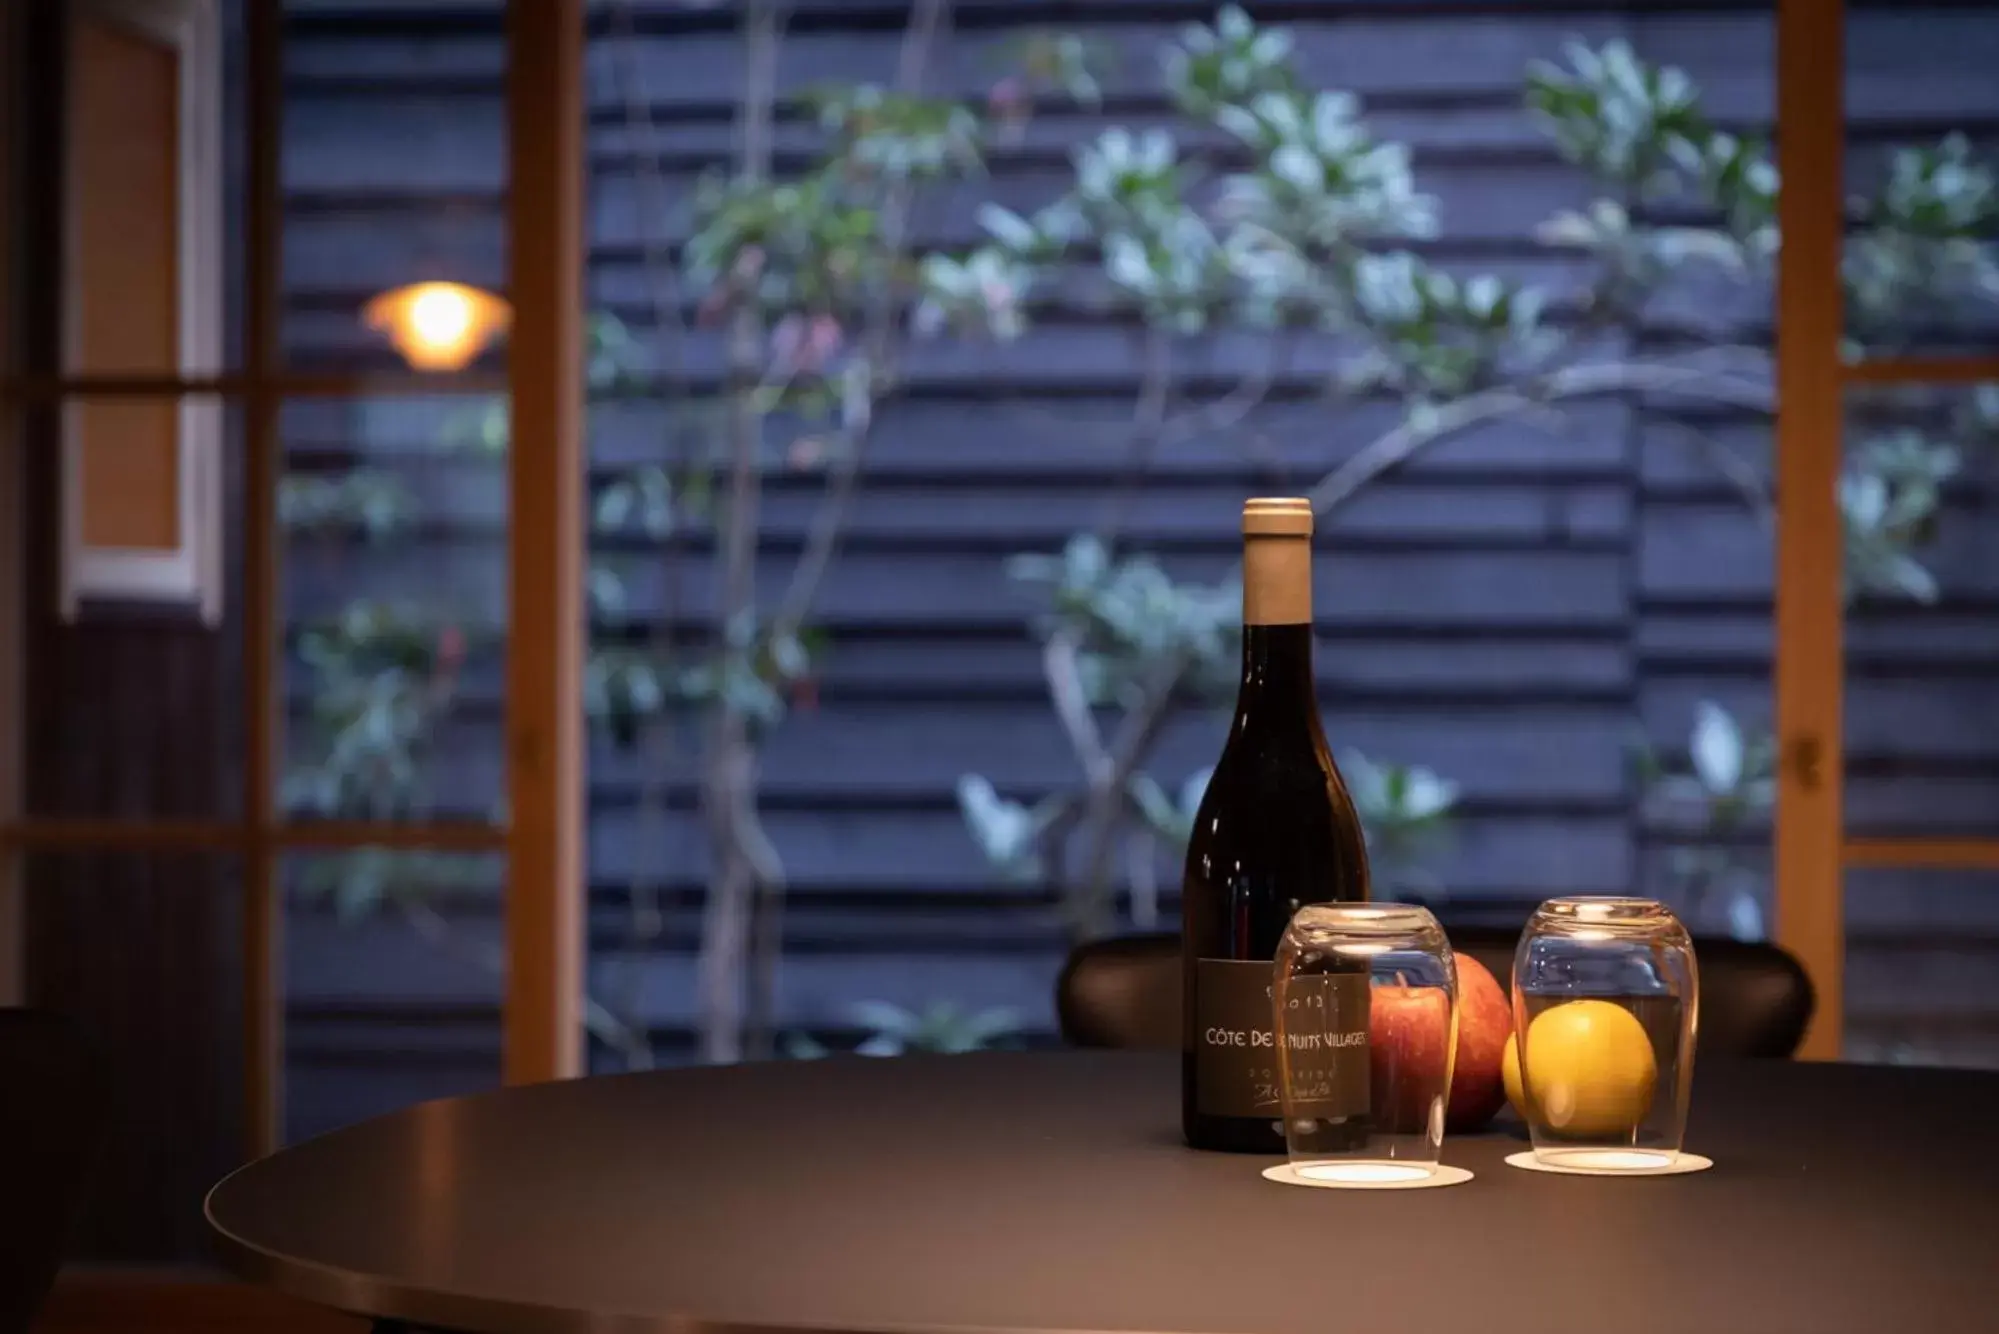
270, 0, 1998, 1139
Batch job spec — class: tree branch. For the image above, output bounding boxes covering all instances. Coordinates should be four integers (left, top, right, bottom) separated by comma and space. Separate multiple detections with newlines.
1654, 417, 1776, 526
1155, 334, 1293, 449
1043, 634, 1110, 782
698, 0, 785, 1067
603, 0, 719, 1072
1126, 829, 1160, 930
1042, 354, 1783, 918
1043, 324, 1179, 934
1306, 357, 1774, 516
748, 0, 954, 1054
769, 0, 951, 642
608, 0, 690, 375
1097, 326, 1173, 541
1070, 646, 1190, 933
396, 896, 655, 1071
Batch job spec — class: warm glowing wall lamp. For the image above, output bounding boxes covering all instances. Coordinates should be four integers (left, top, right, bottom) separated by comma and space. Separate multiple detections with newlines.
363, 281, 512, 372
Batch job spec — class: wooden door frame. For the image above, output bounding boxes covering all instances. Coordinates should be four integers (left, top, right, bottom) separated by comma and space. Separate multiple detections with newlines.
1775, 0, 1999, 1058
503, 0, 585, 1087
1772, 0, 1847, 1061
0, 0, 585, 1286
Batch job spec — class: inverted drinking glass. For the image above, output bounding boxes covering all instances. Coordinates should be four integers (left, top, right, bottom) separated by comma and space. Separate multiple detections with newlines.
1512, 897, 1698, 1171
1273, 904, 1458, 1183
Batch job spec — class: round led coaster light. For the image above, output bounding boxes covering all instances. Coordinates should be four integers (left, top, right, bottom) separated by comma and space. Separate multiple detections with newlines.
1262, 1161, 1475, 1191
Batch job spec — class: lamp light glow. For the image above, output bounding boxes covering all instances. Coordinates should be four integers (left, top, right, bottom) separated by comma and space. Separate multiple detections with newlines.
363, 281, 511, 371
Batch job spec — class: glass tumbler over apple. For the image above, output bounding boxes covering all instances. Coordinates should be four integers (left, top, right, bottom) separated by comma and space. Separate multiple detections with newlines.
1273, 904, 1459, 1183
1512, 897, 1699, 1171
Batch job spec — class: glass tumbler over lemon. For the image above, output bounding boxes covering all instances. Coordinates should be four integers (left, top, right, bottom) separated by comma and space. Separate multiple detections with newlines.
1511, 898, 1697, 1171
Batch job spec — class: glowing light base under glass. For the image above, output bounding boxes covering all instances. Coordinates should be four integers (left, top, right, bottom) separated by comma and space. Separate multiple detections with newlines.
1505, 1149, 1714, 1177
1263, 1162, 1474, 1191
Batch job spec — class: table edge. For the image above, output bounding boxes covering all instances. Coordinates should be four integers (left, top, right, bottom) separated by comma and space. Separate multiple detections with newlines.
205, 1164, 1194, 1334
203, 1054, 1999, 1334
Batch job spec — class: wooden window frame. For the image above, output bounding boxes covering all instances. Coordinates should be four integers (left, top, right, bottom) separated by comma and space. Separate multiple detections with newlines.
1772, 0, 1848, 1062
503, 0, 586, 1087
0, 0, 585, 1222
1776, 0, 1999, 1060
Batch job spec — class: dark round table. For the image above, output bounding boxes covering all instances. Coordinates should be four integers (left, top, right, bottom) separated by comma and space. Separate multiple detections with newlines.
207, 1051, 1999, 1334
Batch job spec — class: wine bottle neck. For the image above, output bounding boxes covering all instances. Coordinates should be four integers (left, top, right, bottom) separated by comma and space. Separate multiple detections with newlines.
1232, 517, 1320, 742
1242, 532, 1311, 626
1232, 624, 1320, 726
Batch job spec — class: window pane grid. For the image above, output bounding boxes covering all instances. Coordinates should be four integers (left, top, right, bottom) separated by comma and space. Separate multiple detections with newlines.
5, 0, 586, 1260
1844, 357, 1999, 385
0, 370, 508, 402
241, 0, 284, 1164
0, 820, 508, 852
1845, 839, 1999, 871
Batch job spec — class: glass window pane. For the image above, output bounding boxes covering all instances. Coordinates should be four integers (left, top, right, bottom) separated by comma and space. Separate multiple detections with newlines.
19, 851, 243, 1264
582, 5, 1784, 1071
1843, 7, 1999, 359
283, 6, 508, 374
1633, 0, 1776, 941
1846, 868, 1999, 1069
1626, 6, 1776, 352
1843, 383, 1999, 840
7, 395, 242, 820
284, 849, 503, 1143
48, 0, 244, 375
281, 394, 507, 826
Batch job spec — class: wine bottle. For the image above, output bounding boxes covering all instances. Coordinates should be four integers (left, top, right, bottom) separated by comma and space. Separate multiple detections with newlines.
1182, 497, 1371, 1153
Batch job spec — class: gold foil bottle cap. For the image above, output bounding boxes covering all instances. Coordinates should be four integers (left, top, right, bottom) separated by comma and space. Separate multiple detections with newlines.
1242, 496, 1314, 537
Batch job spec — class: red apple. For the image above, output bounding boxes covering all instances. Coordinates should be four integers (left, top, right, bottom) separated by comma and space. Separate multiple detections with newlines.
1447, 953, 1513, 1132
1368, 980, 1452, 1134
1365, 952, 1515, 1135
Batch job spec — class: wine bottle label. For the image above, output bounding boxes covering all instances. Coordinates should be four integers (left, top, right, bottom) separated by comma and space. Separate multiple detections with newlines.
1274, 971, 1372, 1123
1194, 959, 1369, 1120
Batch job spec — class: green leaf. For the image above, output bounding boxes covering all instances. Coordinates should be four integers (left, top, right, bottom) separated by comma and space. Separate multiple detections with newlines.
848, 999, 917, 1037
953, 1006, 1024, 1048
1104, 234, 1154, 291
595, 482, 634, 532
586, 566, 628, 617
978, 203, 1040, 252
333, 853, 389, 924
1127, 772, 1186, 844
767, 631, 809, 681
782, 1032, 830, 1060
625, 662, 665, 715
1177, 766, 1213, 821
1402, 768, 1458, 821
1725, 888, 1766, 943
956, 774, 1044, 880
1689, 701, 1743, 795
1885, 553, 1940, 603
1269, 144, 1322, 192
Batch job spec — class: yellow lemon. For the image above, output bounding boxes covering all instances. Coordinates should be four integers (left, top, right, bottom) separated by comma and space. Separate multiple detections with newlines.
1521, 1000, 1657, 1138
1501, 1031, 1529, 1120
